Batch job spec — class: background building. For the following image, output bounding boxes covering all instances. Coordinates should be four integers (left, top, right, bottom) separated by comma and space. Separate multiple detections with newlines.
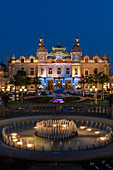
7, 37, 110, 92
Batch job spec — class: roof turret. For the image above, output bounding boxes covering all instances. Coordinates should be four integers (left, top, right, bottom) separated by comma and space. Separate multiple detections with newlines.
71, 37, 81, 52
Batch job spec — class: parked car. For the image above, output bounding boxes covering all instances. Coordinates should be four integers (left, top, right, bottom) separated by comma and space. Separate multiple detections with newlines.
53, 96, 64, 103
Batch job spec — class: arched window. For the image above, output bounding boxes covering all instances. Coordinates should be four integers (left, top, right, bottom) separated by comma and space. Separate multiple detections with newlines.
30, 59, 34, 63
94, 59, 98, 63
85, 58, 88, 63
21, 59, 24, 63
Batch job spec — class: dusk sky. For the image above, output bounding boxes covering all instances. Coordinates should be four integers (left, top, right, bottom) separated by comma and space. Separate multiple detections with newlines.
0, 0, 113, 73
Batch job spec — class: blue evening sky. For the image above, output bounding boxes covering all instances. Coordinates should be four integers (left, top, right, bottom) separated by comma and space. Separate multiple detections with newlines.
0, 0, 113, 73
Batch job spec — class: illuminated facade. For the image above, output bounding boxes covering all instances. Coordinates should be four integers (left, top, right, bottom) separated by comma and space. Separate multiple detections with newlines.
8, 37, 110, 92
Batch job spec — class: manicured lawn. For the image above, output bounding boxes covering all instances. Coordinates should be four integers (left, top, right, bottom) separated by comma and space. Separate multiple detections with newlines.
9, 97, 53, 104
78, 99, 108, 104
64, 96, 80, 103
9, 96, 108, 105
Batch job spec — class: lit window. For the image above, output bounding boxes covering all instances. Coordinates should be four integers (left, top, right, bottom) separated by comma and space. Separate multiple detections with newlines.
41, 68, 44, 75
21, 59, 24, 63
49, 68, 52, 74
66, 68, 70, 74
75, 56, 78, 60
40, 56, 44, 60
30, 59, 34, 63
75, 68, 78, 75
30, 68, 34, 75
57, 68, 61, 74
57, 56, 61, 60
85, 70, 88, 76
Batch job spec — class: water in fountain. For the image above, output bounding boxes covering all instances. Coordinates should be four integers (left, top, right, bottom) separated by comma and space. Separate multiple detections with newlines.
34, 119, 78, 140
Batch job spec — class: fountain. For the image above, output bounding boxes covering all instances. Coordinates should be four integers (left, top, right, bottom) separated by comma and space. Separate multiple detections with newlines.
34, 119, 78, 140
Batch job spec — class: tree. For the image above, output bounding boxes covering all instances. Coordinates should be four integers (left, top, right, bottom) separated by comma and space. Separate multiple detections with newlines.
9, 71, 31, 103
32, 76, 41, 93
9, 78, 18, 101
98, 72, 109, 100
79, 75, 87, 97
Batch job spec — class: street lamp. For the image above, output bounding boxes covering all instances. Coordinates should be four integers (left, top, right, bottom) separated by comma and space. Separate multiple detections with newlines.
20, 86, 27, 104
76, 84, 81, 94
90, 86, 98, 104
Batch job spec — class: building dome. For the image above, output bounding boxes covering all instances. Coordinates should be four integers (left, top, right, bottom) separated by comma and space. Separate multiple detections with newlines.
37, 37, 48, 52
71, 37, 81, 52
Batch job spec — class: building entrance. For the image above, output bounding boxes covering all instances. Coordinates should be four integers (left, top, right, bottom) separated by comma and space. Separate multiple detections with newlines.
65, 80, 71, 89
48, 80, 53, 90
56, 80, 62, 88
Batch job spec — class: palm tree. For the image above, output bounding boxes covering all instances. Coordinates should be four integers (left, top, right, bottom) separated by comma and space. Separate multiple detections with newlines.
9, 78, 18, 101
98, 72, 109, 100
79, 75, 87, 97
32, 76, 41, 93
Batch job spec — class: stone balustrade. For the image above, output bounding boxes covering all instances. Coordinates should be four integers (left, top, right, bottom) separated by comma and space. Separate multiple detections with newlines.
0, 103, 112, 118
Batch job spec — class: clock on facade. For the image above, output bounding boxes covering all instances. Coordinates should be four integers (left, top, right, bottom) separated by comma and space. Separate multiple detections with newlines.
57, 56, 61, 60
75, 56, 78, 60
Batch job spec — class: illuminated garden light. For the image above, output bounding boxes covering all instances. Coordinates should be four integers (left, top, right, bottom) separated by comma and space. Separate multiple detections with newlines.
13, 139, 17, 142
27, 144, 33, 148
100, 137, 105, 141
95, 131, 100, 134
17, 141, 23, 145
11, 133, 17, 136
53, 124, 57, 127
62, 124, 67, 128
80, 126, 85, 129
87, 128, 92, 131
12, 136, 17, 139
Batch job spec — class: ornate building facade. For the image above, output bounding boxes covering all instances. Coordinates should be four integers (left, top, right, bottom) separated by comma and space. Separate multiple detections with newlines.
7, 37, 110, 92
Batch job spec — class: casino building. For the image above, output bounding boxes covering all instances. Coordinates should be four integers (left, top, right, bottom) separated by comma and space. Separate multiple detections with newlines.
7, 37, 110, 92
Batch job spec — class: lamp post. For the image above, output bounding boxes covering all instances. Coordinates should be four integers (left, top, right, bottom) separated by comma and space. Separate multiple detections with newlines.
20, 86, 27, 104
76, 84, 81, 95
90, 86, 97, 104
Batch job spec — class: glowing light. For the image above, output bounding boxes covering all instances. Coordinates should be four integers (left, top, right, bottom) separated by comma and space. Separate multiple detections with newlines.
95, 131, 100, 134
27, 144, 33, 148
95, 88, 97, 91
34, 127, 37, 129
13, 139, 17, 142
12, 136, 17, 139
11, 133, 17, 136
87, 128, 92, 131
80, 126, 85, 130
62, 124, 67, 128
57, 56, 61, 60
17, 142, 23, 145
53, 124, 57, 127
100, 137, 105, 141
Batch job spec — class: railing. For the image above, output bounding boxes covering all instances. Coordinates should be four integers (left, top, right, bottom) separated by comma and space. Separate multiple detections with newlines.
0, 103, 111, 118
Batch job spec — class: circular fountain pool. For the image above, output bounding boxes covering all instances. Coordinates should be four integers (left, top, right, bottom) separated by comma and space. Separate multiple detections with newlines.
0, 116, 113, 162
